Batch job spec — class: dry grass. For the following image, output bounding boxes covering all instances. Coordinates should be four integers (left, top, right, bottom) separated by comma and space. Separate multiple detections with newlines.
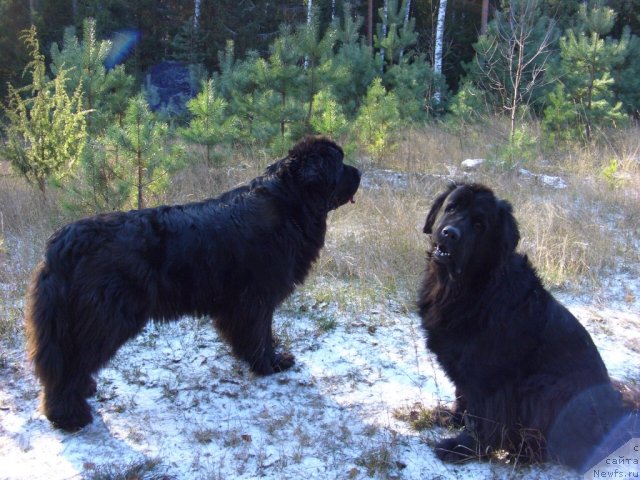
357, 122, 639, 295
1, 121, 639, 342
0, 172, 67, 347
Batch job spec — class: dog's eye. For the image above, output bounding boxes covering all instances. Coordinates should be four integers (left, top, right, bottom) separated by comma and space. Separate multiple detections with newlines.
445, 204, 456, 213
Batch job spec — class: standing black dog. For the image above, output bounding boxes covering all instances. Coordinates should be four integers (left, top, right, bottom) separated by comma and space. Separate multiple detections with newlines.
418, 182, 639, 472
25, 136, 360, 431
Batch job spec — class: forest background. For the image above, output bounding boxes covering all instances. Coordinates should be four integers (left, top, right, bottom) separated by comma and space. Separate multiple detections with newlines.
1, 0, 639, 212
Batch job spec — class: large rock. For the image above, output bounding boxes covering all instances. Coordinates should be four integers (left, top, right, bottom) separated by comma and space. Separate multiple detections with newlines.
461, 158, 485, 170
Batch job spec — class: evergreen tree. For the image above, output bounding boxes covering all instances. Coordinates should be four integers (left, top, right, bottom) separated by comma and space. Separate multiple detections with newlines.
264, 29, 306, 152
310, 88, 349, 138
384, 58, 434, 120
63, 135, 130, 213
107, 95, 172, 209
613, 33, 640, 117
542, 3, 628, 142
2, 27, 88, 197
170, 15, 206, 67
372, 0, 433, 119
47, 18, 136, 213
374, 0, 418, 71
328, 6, 380, 117
294, 7, 337, 129
50, 18, 134, 134
354, 77, 400, 159
179, 78, 238, 164
216, 46, 278, 146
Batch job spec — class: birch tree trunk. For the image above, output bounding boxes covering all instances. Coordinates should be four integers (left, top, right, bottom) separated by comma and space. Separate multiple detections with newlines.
434, 0, 447, 104
399, 0, 412, 60
194, 0, 201, 31
368, 0, 373, 47
305, 0, 313, 69
380, 0, 388, 69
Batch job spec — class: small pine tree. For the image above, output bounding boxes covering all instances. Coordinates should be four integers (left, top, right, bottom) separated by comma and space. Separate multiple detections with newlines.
48, 18, 135, 212
50, 18, 134, 134
179, 78, 238, 164
216, 35, 306, 154
328, 6, 380, 118
310, 88, 349, 138
294, 7, 337, 129
542, 3, 628, 142
263, 30, 306, 153
384, 57, 433, 121
613, 32, 640, 117
2, 26, 88, 197
374, 0, 417, 71
354, 78, 400, 160
63, 135, 131, 213
107, 95, 172, 209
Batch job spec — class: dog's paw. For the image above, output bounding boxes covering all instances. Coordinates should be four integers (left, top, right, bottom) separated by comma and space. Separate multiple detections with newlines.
272, 352, 295, 372
434, 434, 477, 463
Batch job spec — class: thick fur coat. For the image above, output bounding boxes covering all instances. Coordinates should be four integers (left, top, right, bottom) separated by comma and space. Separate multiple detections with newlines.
418, 182, 639, 472
25, 136, 360, 431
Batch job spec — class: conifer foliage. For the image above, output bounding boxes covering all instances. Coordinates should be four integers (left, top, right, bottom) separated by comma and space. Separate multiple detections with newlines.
2, 26, 88, 197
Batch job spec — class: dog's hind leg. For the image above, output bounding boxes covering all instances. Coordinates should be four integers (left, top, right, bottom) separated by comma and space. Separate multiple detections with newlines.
41, 371, 93, 431
25, 266, 93, 430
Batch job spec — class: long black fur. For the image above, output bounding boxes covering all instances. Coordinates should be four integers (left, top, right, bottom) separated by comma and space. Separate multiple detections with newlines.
418, 182, 639, 472
25, 136, 360, 431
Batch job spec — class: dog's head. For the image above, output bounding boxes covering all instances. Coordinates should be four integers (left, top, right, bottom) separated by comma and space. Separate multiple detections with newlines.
423, 183, 520, 281
266, 136, 361, 211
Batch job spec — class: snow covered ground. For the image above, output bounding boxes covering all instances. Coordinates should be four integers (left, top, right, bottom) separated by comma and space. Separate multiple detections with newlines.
1, 165, 638, 479
1, 274, 637, 480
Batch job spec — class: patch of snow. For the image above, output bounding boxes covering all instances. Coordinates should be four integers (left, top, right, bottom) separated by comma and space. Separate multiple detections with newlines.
4, 283, 633, 479
519, 168, 568, 189
359, 169, 450, 192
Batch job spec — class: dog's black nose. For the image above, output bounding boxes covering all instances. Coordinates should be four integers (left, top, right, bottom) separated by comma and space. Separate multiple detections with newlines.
441, 225, 460, 241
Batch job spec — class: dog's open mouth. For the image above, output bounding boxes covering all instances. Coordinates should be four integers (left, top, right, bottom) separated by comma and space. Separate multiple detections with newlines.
331, 194, 356, 209
433, 244, 451, 260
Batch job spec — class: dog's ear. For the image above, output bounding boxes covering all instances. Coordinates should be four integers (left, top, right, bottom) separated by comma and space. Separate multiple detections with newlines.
423, 185, 456, 234
498, 199, 520, 254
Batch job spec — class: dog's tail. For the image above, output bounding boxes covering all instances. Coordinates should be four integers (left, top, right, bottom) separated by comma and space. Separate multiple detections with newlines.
24, 259, 71, 390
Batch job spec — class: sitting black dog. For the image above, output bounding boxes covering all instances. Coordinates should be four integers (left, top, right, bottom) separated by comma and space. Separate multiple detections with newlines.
25, 136, 360, 431
418, 182, 639, 471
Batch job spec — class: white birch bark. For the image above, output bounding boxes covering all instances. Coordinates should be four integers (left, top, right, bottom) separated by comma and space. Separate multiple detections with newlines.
305, 0, 313, 69
434, 0, 447, 103
194, 0, 201, 31
380, 0, 388, 69
399, 0, 411, 60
